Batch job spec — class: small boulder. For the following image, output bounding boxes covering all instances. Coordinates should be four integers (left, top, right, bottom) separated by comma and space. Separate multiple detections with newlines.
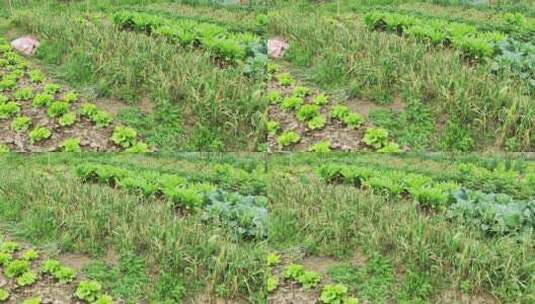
10, 36, 40, 56
268, 38, 289, 59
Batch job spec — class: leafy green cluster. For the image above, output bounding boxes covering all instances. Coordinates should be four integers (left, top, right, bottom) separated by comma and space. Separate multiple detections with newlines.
364, 11, 507, 59
455, 162, 535, 199
112, 11, 263, 62
363, 128, 401, 153
40, 259, 76, 283
28, 127, 51, 144
283, 264, 321, 290
203, 190, 268, 240
319, 164, 459, 209
75, 163, 265, 211
277, 131, 301, 148
492, 38, 535, 90
330, 105, 364, 129
448, 189, 535, 236
79, 103, 112, 128
75, 280, 114, 303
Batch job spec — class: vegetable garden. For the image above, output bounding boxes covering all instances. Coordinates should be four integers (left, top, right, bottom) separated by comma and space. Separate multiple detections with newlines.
0, 38, 146, 152
0, 152, 534, 303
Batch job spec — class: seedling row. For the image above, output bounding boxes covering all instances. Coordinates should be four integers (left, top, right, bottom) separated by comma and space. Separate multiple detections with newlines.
0, 38, 147, 152
267, 64, 401, 152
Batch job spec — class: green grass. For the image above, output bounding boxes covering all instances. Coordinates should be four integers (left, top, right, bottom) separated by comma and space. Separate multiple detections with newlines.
0, 153, 269, 303
268, 152, 534, 303
0, 152, 534, 302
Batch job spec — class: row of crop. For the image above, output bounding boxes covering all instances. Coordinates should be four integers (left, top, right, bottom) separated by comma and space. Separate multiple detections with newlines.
112, 11, 265, 63
267, 64, 401, 152
383, 7, 535, 42
319, 164, 534, 236
364, 11, 508, 59
0, 38, 147, 152
267, 253, 358, 304
126, 7, 268, 35
363, 12, 535, 90
0, 240, 114, 303
453, 162, 535, 199
75, 163, 267, 240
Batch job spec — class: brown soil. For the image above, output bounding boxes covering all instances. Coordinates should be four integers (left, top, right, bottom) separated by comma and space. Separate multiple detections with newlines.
438, 289, 499, 304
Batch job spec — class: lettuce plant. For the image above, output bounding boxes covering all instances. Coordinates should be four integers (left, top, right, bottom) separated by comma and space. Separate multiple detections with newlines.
267, 253, 281, 267
4, 259, 30, 278
297, 104, 320, 122
283, 264, 305, 280
40, 259, 61, 274
62, 91, 78, 103
16, 271, 37, 286
47, 101, 70, 118
22, 298, 41, 304
267, 276, 279, 293
22, 249, 39, 261
267, 91, 283, 104
309, 141, 331, 152
0, 145, 8, 153
0, 241, 19, 253
93, 295, 114, 304
14, 87, 34, 100
292, 86, 310, 98
0, 253, 12, 266
0, 94, 8, 104
0, 79, 16, 91
281, 96, 303, 111
320, 284, 354, 304
297, 271, 321, 290
0, 102, 20, 119
330, 105, 350, 121
125, 141, 150, 153
43, 83, 61, 94
75, 280, 103, 302
53, 266, 76, 283
80, 103, 98, 118
60, 138, 82, 152
276, 73, 294, 86
91, 110, 112, 128
11, 116, 32, 132
0, 288, 8, 301
267, 120, 280, 135
277, 131, 301, 148
32, 93, 54, 107
58, 112, 76, 127
28, 70, 45, 83
111, 126, 138, 148
342, 113, 364, 129
363, 127, 389, 149
308, 116, 327, 130
377, 142, 400, 153
312, 94, 329, 106
29, 127, 51, 144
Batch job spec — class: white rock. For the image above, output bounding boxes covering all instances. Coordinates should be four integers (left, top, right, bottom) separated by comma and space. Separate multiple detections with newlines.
268, 38, 289, 59
10, 36, 40, 56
